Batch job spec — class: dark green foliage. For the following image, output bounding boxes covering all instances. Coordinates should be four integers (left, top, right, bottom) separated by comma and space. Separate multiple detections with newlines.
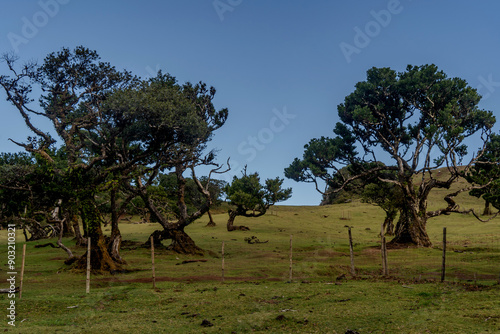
103, 71, 228, 161
467, 133, 500, 211
0, 149, 69, 220
0, 152, 35, 222
0, 152, 33, 165
225, 170, 292, 214
226, 172, 267, 211
285, 125, 358, 192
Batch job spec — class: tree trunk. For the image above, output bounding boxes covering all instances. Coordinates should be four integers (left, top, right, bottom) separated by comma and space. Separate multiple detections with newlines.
52, 199, 73, 237
81, 213, 88, 238
205, 210, 216, 227
60, 217, 74, 237
143, 230, 165, 248
226, 210, 250, 231
390, 207, 432, 247
107, 233, 124, 264
140, 194, 206, 255
57, 218, 77, 264
136, 162, 213, 255
483, 201, 492, 216
144, 228, 204, 255
71, 213, 86, 247
164, 228, 204, 255
74, 197, 122, 272
75, 233, 121, 273
107, 188, 125, 264
108, 212, 125, 264
383, 209, 397, 236
142, 211, 151, 224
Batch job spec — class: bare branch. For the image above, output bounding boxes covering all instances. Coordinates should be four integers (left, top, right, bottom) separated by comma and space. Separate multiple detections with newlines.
325, 165, 399, 195
427, 181, 493, 218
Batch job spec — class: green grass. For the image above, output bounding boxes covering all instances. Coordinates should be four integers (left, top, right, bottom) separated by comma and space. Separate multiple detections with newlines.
3, 279, 500, 333
1, 199, 499, 333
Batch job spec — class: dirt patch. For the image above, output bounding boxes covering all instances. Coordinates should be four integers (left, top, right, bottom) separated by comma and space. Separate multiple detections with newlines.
418, 271, 498, 281
362, 247, 382, 255
315, 250, 346, 257
385, 243, 423, 250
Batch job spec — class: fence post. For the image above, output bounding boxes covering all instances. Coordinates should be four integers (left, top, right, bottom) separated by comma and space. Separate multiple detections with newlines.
289, 235, 293, 282
380, 224, 387, 276
86, 238, 91, 294
348, 227, 355, 276
221, 241, 225, 283
19, 244, 26, 299
441, 227, 446, 283
151, 236, 156, 289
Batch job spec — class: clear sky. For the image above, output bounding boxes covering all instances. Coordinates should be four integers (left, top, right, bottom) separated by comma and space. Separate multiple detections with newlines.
1, 0, 499, 205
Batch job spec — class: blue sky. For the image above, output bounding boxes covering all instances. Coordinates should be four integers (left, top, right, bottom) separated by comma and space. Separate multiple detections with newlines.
1, 0, 499, 205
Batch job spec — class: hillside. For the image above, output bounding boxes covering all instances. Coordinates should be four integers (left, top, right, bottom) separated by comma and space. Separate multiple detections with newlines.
1, 200, 499, 333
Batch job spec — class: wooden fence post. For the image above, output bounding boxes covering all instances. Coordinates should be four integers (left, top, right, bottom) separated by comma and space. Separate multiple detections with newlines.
221, 241, 225, 283
151, 236, 156, 289
289, 235, 293, 282
348, 227, 355, 276
19, 244, 26, 299
86, 238, 91, 294
381, 224, 386, 276
441, 227, 446, 283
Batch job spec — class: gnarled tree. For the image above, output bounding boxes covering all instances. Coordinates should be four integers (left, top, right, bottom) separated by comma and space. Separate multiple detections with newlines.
104, 73, 229, 254
0, 47, 138, 271
286, 65, 496, 247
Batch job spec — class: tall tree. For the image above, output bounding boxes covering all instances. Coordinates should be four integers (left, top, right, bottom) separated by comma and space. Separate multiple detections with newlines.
0, 47, 137, 271
104, 72, 229, 254
286, 65, 496, 246
225, 168, 292, 231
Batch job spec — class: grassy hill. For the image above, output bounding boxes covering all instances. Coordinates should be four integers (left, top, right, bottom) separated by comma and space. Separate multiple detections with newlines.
0, 180, 499, 333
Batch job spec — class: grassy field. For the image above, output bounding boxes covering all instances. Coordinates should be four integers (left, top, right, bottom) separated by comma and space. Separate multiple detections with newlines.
1, 198, 499, 333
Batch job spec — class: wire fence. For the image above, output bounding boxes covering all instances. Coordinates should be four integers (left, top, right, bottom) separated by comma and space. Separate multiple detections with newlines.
5, 223, 499, 296
143, 227, 499, 287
